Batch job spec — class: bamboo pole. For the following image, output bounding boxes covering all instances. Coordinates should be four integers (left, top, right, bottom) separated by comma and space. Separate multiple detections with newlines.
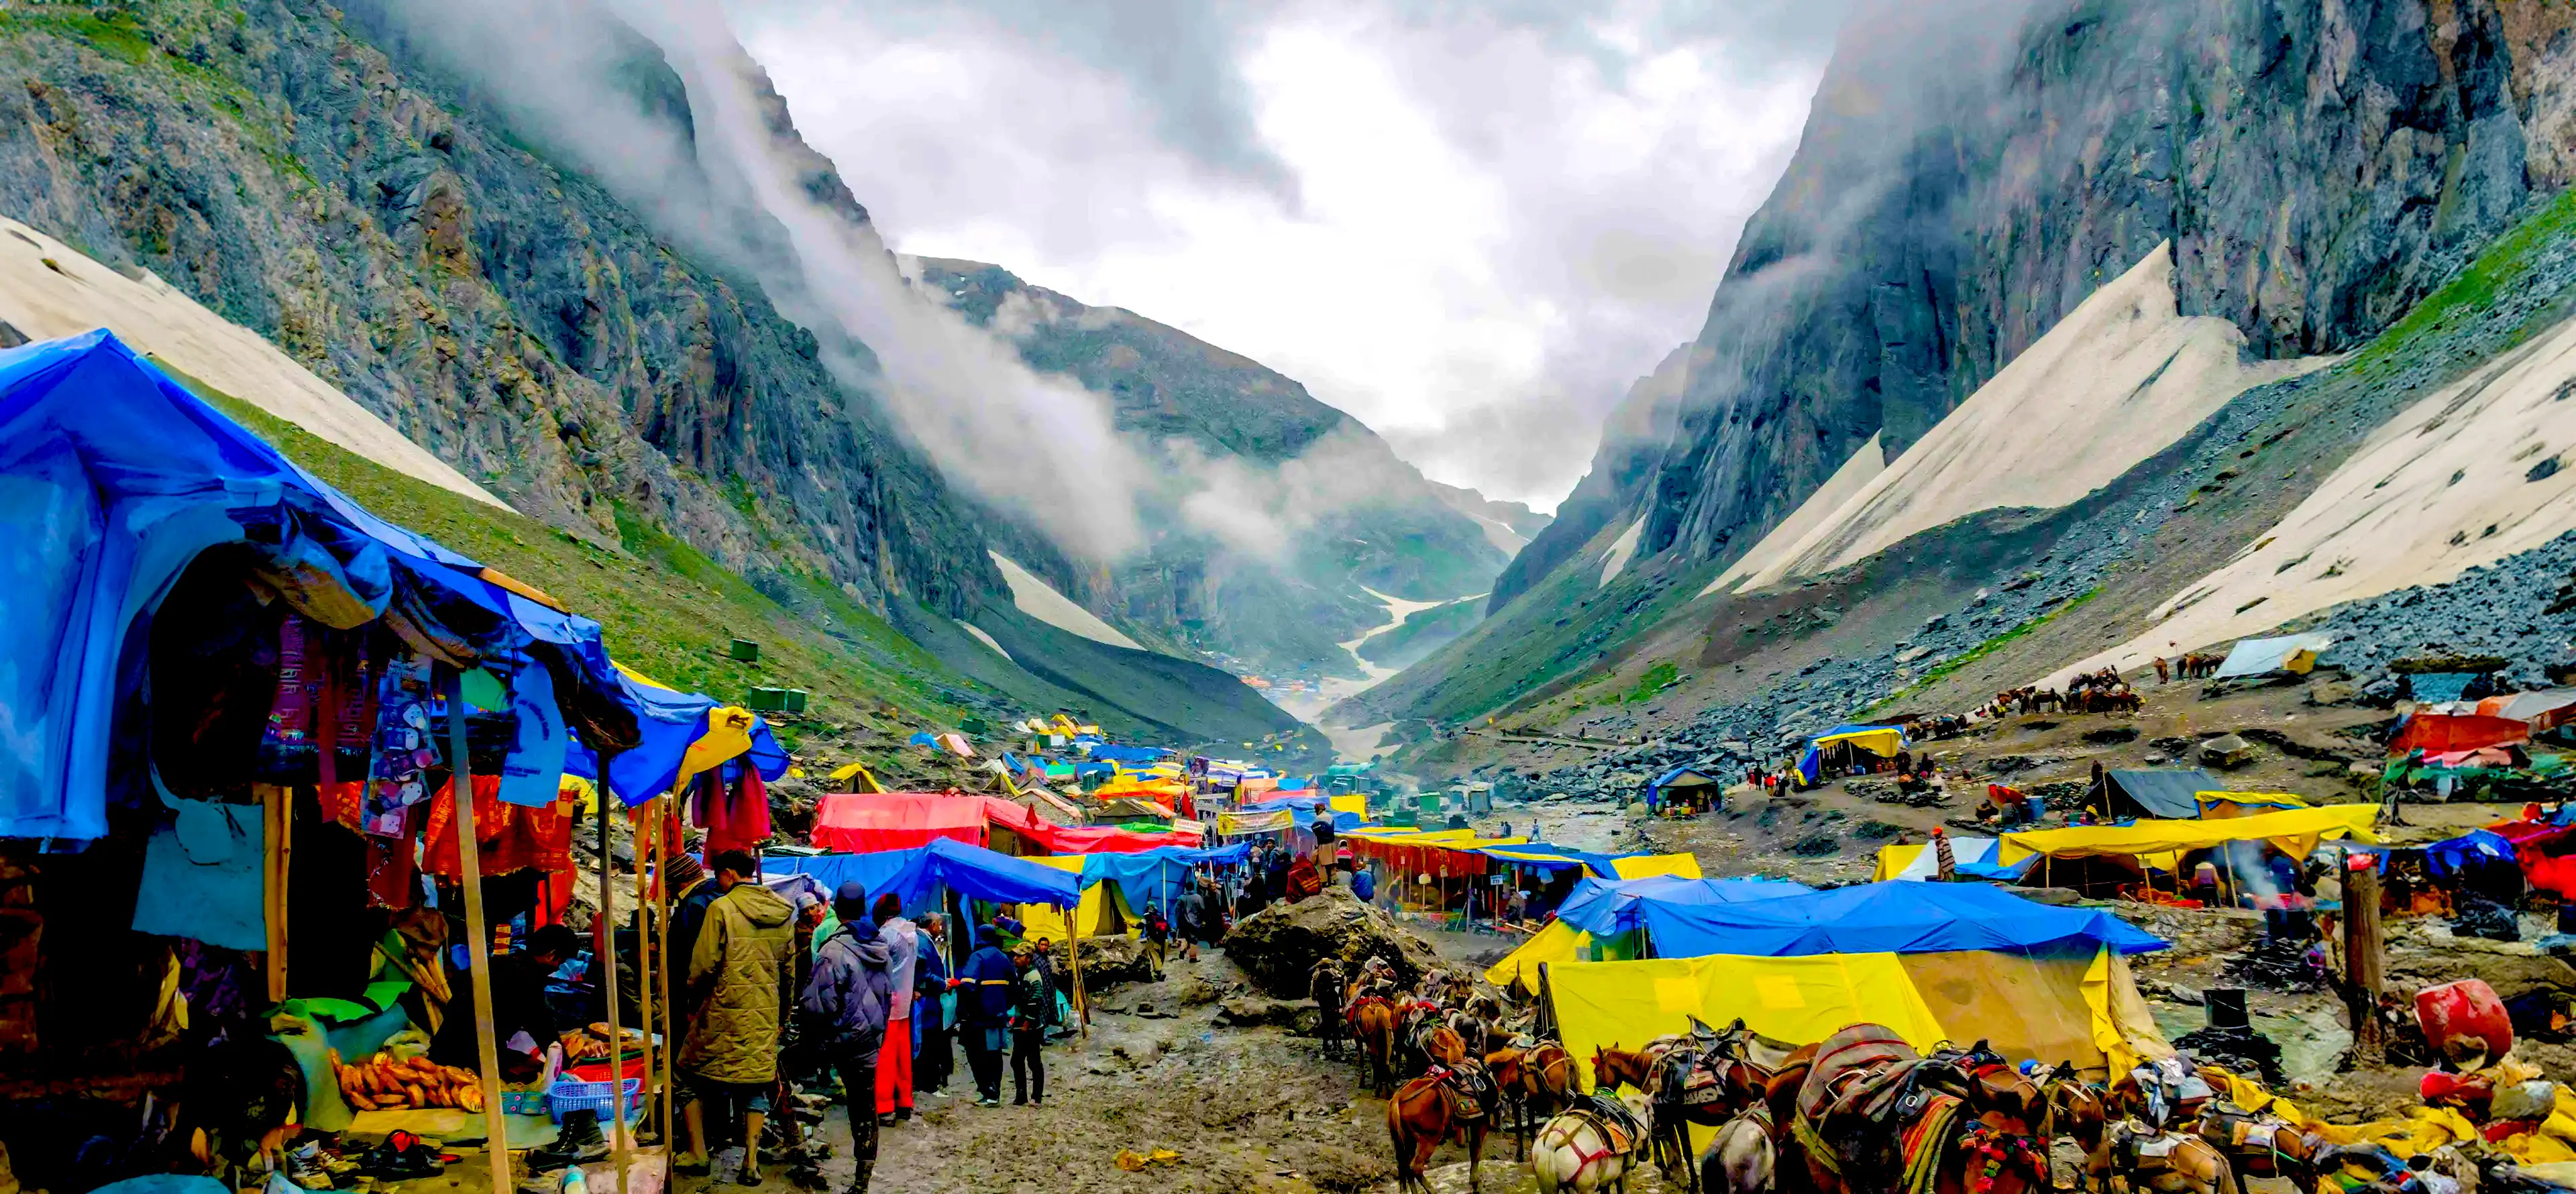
599, 773, 630, 1193
631, 795, 657, 1162
259, 783, 290, 1003
447, 673, 513, 1194
650, 794, 677, 1161
2345, 861, 2387, 1065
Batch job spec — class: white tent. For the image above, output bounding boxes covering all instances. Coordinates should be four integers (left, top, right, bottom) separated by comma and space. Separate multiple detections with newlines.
2212, 632, 2334, 680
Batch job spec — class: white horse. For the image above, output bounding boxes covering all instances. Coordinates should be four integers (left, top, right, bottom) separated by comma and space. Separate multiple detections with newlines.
1698, 1106, 1774, 1194
1532, 1091, 1654, 1194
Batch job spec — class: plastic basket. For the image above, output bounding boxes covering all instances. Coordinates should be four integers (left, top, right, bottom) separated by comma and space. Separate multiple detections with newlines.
547, 1077, 642, 1124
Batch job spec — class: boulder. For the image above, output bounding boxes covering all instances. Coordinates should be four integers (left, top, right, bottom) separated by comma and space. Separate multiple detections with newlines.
1053, 934, 1157, 990
1214, 995, 1311, 1028
1175, 975, 1227, 1008
1222, 889, 1444, 997
2200, 735, 2255, 768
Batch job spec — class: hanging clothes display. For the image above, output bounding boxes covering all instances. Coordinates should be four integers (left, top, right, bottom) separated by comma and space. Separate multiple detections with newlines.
361, 652, 438, 836
693, 763, 772, 857
421, 774, 575, 879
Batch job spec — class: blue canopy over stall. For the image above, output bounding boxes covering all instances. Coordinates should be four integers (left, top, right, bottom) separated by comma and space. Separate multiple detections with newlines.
0, 330, 773, 840
761, 838, 1083, 912
1634, 881, 2167, 959
1552, 875, 1813, 938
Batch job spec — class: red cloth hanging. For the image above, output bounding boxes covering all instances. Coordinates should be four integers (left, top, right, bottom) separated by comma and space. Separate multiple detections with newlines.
421, 774, 574, 878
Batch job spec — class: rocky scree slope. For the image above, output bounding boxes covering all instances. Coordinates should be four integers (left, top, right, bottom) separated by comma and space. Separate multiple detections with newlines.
912, 258, 1511, 678
0, 1, 1290, 743
1359, 0, 2546, 730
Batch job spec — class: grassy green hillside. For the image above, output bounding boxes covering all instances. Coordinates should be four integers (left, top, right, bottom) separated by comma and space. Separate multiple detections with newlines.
178, 368, 983, 727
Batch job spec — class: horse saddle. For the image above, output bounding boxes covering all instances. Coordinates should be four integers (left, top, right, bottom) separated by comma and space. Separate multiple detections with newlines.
1797, 1024, 1925, 1128
1345, 995, 1387, 1026
1669, 1050, 1729, 1107
1572, 1094, 1643, 1155
1428, 1063, 1493, 1121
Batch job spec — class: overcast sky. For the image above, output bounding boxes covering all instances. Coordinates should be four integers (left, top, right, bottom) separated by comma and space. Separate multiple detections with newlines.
729, 0, 1844, 512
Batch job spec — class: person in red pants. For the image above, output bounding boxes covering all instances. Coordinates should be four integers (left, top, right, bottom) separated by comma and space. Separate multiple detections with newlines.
869, 893, 918, 1124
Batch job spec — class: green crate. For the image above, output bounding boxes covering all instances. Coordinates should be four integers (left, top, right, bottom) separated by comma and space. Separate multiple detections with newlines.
729, 638, 761, 662
746, 687, 807, 713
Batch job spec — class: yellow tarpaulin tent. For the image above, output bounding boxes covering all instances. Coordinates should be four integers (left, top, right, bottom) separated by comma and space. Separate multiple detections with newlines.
1487, 920, 1591, 991
1998, 804, 2381, 871
1328, 794, 1368, 818
2195, 790, 2310, 817
1609, 853, 1704, 879
1550, 947, 2170, 1097
1814, 726, 1905, 756
1014, 856, 1136, 942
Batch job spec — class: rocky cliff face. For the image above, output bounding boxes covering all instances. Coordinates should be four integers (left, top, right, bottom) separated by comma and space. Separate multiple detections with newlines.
911, 258, 1511, 676
0, 0, 1000, 618
1593, 0, 2535, 581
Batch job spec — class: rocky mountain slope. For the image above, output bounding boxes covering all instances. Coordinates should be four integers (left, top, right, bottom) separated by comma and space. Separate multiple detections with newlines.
910, 258, 1512, 677
1350, 0, 2563, 743
0, 0, 1295, 745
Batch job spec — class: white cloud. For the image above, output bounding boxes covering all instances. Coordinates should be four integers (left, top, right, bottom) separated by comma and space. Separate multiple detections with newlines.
734, 0, 1829, 511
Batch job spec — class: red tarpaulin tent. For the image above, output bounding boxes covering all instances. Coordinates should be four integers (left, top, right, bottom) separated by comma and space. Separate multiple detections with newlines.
810, 793, 1037, 852
809, 792, 1205, 853
2389, 714, 2530, 759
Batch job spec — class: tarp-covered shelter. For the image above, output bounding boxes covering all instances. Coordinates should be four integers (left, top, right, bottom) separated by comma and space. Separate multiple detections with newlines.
1552, 946, 2172, 1097
1626, 881, 2166, 960
2000, 804, 2383, 871
1871, 836, 2032, 881
0, 330, 766, 840
1644, 766, 1723, 812
2196, 790, 2309, 817
1795, 724, 1906, 785
2212, 632, 2334, 680
2390, 713, 2530, 765
1483, 875, 1809, 993
809, 792, 1203, 855
2100, 769, 2221, 820
759, 837, 1082, 913
2477, 690, 2576, 731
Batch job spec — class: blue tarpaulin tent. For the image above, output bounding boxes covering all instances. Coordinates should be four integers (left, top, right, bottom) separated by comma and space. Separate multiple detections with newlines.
1644, 765, 1729, 811
1795, 724, 1908, 784
761, 838, 1082, 913
0, 330, 767, 838
1633, 881, 2167, 959
1075, 843, 1250, 912
1552, 875, 1813, 938
1084, 744, 1171, 764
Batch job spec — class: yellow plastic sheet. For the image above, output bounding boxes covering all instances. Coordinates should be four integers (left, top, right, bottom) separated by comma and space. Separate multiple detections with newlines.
1874, 843, 1927, 882
1486, 920, 1590, 991
1998, 804, 2381, 871
1610, 853, 1704, 880
1814, 726, 1905, 756
1016, 861, 1135, 942
1328, 794, 1368, 818
1216, 808, 1293, 835
1549, 953, 1946, 1094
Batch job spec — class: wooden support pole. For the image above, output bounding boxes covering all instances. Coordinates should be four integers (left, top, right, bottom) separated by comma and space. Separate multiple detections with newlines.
258, 783, 291, 1003
2345, 860, 2387, 1066
650, 795, 678, 1161
599, 775, 631, 1193
447, 673, 513, 1194
631, 796, 657, 1163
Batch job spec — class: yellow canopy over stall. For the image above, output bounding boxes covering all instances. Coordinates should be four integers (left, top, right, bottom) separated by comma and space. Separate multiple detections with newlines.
1012, 856, 1136, 943
1999, 804, 2381, 871
1609, 853, 1705, 880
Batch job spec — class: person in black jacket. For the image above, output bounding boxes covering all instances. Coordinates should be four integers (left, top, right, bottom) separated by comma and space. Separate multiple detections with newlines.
1008, 943, 1053, 1106
955, 922, 1015, 1107
799, 882, 892, 1194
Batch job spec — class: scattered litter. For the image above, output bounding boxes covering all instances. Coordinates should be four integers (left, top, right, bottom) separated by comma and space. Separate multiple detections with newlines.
1114, 1148, 1181, 1171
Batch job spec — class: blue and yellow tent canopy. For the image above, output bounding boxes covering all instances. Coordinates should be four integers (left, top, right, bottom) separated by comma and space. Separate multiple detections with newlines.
1796, 723, 1907, 783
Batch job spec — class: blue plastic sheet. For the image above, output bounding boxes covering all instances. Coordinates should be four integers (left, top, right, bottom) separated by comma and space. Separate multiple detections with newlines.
1075, 844, 1248, 912
0, 331, 743, 838
1633, 881, 2168, 959
1553, 876, 1812, 938
761, 838, 1082, 912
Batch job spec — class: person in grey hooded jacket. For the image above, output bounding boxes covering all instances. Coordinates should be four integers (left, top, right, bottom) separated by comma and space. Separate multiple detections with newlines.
801, 881, 893, 1194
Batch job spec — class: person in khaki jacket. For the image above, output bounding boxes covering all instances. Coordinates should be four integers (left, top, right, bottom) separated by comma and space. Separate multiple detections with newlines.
679, 850, 794, 1187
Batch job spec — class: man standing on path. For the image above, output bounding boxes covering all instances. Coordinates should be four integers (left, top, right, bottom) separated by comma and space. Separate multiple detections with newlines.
1009, 943, 1051, 1106
662, 851, 720, 1170
800, 881, 892, 1194
957, 922, 1015, 1106
913, 913, 952, 1095
870, 893, 918, 1126
680, 850, 795, 1187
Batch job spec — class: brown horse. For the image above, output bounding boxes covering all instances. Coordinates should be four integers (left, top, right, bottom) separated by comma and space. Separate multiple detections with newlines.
1353, 997, 1401, 1096
2040, 1065, 2110, 1191
2104, 1123, 2240, 1194
1768, 1032, 2049, 1194
1648, 1048, 1773, 1193
1487, 1041, 1578, 1160
1389, 1064, 1494, 1194
1591, 1045, 1658, 1095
